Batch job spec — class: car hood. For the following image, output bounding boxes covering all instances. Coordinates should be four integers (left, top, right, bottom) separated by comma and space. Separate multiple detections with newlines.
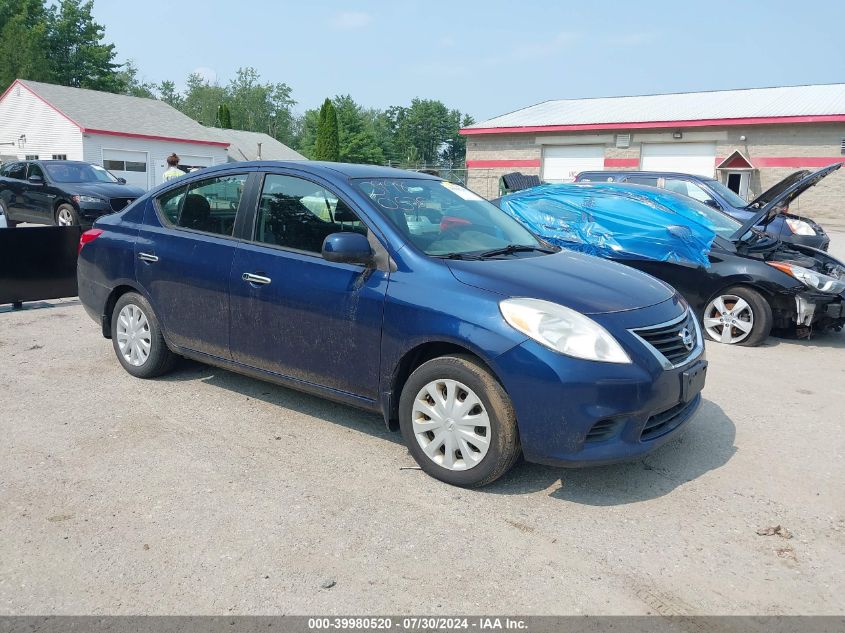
63, 182, 145, 198
745, 170, 809, 209
446, 250, 674, 315
732, 163, 842, 242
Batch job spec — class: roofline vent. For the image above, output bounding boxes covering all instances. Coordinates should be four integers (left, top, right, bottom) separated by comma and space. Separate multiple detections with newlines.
615, 133, 630, 148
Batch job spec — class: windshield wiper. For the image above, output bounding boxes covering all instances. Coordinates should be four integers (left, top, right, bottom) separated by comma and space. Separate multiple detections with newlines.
433, 252, 484, 260
476, 244, 557, 258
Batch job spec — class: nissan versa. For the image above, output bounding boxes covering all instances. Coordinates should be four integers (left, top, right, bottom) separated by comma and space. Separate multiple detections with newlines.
78, 162, 706, 487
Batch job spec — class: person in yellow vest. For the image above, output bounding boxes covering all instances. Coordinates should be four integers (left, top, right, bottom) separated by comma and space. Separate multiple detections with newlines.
162, 153, 183, 182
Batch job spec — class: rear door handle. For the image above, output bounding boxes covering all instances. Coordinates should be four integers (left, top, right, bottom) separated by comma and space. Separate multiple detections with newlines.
138, 252, 159, 263
242, 272, 272, 286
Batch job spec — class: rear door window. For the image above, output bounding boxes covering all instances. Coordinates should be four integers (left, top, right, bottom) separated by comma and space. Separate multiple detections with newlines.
625, 176, 659, 187
155, 173, 248, 236
5, 162, 26, 180
663, 178, 712, 203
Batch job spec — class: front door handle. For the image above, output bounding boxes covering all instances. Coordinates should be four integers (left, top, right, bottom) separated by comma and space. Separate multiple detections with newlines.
138, 252, 159, 263
242, 272, 272, 286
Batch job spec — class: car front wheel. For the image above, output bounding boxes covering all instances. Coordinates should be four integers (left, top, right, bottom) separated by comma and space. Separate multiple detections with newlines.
399, 354, 521, 487
702, 286, 772, 346
111, 292, 175, 378
55, 203, 80, 226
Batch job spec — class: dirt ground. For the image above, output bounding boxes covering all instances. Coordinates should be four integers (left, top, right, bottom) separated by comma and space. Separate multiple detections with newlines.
0, 234, 843, 616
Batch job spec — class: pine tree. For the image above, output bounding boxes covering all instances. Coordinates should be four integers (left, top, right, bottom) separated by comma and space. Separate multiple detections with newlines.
217, 103, 232, 129
314, 98, 340, 162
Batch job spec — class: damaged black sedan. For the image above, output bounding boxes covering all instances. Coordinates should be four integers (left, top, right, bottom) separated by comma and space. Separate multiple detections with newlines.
497, 163, 845, 345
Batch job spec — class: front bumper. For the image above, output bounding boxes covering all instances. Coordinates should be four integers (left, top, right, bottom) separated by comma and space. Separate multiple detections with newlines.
77, 202, 113, 224
794, 291, 845, 328
491, 313, 706, 468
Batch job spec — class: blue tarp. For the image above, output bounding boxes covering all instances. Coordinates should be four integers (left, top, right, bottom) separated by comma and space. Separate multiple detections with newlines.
498, 183, 717, 268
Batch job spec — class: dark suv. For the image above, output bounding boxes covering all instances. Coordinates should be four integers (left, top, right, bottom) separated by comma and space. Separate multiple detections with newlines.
0, 160, 144, 228
575, 169, 831, 251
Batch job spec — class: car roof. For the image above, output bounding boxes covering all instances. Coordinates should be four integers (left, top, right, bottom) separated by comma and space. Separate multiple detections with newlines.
184, 160, 441, 180
579, 170, 718, 181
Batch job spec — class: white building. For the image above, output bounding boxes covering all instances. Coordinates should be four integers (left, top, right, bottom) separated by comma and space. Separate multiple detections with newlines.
0, 79, 304, 189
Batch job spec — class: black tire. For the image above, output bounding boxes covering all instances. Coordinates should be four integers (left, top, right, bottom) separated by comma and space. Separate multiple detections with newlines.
702, 285, 773, 347
110, 292, 175, 378
398, 354, 521, 487
55, 203, 80, 227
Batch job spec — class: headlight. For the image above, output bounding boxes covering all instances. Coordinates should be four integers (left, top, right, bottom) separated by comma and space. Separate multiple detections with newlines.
72, 195, 105, 204
768, 262, 845, 294
499, 298, 631, 363
785, 218, 816, 236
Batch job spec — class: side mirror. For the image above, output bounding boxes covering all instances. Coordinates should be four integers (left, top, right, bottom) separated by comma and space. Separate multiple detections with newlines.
117, 177, 127, 185
28, 175, 44, 184
321, 232, 373, 266
703, 199, 721, 210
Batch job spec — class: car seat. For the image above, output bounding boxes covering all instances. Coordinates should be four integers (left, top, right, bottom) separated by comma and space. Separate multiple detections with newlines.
180, 194, 214, 232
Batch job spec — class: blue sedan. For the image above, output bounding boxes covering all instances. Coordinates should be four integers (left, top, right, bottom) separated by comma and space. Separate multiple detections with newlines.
77, 162, 706, 487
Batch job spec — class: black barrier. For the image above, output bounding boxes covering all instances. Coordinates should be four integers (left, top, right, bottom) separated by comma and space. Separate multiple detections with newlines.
0, 226, 81, 306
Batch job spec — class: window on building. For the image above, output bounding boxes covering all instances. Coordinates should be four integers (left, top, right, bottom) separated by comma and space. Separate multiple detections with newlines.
104, 159, 147, 173
25, 154, 39, 160
254, 174, 367, 253
52, 154, 67, 160
156, 173, 247, 237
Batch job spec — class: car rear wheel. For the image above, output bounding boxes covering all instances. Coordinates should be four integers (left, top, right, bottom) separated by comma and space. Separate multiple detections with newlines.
399, 354, 521, 487
111, 292, 175, 378
55, 203, 79, 226
0, 199, 16, 228
702, 286, 772, 346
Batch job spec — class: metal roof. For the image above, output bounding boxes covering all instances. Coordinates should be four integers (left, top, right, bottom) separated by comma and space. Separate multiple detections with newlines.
463, 84, 845, 132
208, 127, 306, 161
18, 79, 227, 145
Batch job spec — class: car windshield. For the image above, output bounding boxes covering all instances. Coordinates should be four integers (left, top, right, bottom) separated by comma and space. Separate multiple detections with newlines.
640, 188, 742, 239
354, 178, 543, 257
705, 179, 748, 208
44, 162, 118, 184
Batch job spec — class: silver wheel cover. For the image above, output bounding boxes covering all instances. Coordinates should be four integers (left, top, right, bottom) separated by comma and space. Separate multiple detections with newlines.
411, 379, 491, 471
703, 294, 754, 344
57, 207, 74, 226
116, 304, 152, 366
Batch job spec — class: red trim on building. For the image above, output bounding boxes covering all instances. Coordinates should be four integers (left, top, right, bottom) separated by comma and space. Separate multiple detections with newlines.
1, 79, 230, 148
460, 114, 845, 136
603, 158, 639, 167
753, 156, 843, 168
82, 128, 229, 147
465, 159, 541, 168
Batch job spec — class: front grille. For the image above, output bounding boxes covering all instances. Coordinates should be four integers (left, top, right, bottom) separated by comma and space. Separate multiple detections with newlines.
630, 310, 699, 368
640, 395, 699, 441
110, 197, 135, 212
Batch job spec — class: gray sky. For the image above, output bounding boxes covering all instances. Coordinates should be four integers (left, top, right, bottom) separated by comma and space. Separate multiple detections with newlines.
93, 0, 845, 122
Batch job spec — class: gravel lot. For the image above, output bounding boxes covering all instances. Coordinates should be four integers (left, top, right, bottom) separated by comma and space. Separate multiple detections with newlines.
1, 234, 843, 616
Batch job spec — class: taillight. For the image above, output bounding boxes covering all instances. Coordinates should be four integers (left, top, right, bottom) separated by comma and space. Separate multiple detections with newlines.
78, 228, 103, 255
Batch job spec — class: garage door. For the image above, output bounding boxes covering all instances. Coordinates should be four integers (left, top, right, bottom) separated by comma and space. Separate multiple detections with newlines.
542, 145, 605, 182
102, 149, 149, 189
640, 143, 716, 177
